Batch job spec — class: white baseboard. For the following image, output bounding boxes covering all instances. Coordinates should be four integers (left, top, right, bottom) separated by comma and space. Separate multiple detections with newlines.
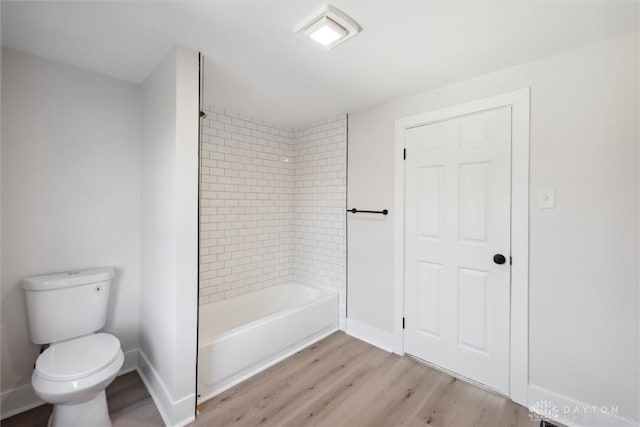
0, 381, 43, 420
0, 348, 140, 420
345, 318, 394, 352
137, 349, 173, 426
137, 349, 195, 427
528, 384, 639, 427
120, 347, 139, 375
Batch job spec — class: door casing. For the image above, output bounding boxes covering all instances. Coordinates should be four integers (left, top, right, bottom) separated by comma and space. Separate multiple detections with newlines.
393, 88, 530, 406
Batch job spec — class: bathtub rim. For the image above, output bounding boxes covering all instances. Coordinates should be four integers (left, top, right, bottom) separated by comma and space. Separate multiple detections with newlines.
198, 283, 338, 348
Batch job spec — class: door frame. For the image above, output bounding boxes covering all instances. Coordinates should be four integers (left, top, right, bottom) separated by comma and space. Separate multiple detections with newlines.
393, 88, 530, 406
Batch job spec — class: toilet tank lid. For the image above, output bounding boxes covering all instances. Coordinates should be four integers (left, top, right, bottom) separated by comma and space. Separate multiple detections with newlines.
22, 267, 115, 291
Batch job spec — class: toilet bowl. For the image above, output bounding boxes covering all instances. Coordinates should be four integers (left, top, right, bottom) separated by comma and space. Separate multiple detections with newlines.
32, 333, 124, 427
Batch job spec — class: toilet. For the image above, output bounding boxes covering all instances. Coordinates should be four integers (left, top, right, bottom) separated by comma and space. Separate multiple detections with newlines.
22, 267, 123, 427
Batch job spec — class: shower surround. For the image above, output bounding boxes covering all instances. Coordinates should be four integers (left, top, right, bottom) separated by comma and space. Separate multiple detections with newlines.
199, 107, 347, 323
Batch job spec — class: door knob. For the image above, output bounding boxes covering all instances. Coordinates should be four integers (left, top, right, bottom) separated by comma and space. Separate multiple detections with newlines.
493, 254, 506, 265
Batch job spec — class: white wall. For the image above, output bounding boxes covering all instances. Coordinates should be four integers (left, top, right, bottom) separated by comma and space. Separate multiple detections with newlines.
0, 48, 141, 411
347, 32, 639, 424
139, 46, 199, 427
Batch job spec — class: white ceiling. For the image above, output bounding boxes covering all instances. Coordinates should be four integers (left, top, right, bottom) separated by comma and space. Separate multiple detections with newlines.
2, 1, 638, 127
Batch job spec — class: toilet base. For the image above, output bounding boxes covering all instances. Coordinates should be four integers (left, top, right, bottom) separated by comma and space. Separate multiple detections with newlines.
49, 390, 112, 427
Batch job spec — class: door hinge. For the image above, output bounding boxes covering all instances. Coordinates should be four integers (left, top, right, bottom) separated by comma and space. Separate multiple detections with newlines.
403, 148, 406, 160
402, 317, 405, 329
510, 256, 512, 265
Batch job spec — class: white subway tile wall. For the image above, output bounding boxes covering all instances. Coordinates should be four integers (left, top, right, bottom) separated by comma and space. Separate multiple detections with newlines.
199, 107, 347, 322
292, 117, 347, 322
199, 107, 293, 303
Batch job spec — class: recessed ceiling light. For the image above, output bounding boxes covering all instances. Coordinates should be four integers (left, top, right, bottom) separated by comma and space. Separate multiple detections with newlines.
307, 16, 348, 46
294, 5, 362, 51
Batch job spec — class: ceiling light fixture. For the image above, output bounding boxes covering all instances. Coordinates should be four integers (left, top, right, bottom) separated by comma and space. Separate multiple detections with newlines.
294, 5, 362, 50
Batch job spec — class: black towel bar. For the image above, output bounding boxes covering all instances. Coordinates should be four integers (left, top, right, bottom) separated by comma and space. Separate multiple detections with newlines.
347, 208, 389, 215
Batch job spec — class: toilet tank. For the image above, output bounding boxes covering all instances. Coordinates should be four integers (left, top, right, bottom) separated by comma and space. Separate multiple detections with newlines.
22, 267, 115, 344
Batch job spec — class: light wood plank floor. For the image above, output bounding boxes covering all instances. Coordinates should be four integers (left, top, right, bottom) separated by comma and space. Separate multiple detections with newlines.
2, 371, 163, 427
4, 332, 541, 427
195, 331, 538, 427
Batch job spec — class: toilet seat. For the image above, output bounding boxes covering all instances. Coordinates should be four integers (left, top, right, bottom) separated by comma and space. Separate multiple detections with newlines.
32, 333, 124, 406
32, 349, 123, 405
36, 333, 121, 381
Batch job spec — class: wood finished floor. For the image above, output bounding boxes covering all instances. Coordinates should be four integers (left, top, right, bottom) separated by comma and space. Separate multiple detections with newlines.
195, 332, 538, 427
2, 371, 163, 427
4, 332, 540, 427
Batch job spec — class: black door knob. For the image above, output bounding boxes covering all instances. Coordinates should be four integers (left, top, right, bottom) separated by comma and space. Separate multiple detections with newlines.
493, 254, 506, 265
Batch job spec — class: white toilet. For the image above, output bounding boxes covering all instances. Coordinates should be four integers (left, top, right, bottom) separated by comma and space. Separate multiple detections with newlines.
22, 267, 124, 427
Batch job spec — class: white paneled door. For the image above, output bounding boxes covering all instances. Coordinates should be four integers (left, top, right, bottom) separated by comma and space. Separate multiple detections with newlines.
404, 107, 512, 394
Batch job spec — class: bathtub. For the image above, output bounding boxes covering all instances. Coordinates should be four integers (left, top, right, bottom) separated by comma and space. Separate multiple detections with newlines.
197, 283, 339, 403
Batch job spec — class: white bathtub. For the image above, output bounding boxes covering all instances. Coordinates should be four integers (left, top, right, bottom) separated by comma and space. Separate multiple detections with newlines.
197, 283, 339, 403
